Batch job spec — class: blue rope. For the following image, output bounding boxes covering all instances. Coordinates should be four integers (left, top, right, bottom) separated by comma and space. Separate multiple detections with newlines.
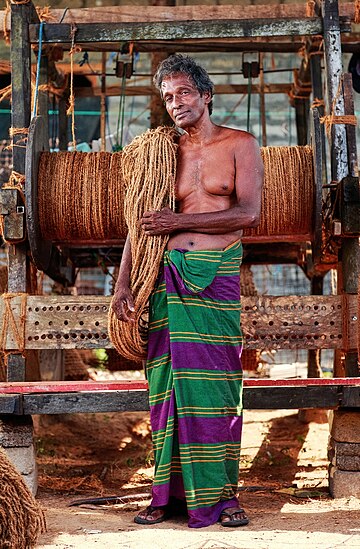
32, 21, 44, 119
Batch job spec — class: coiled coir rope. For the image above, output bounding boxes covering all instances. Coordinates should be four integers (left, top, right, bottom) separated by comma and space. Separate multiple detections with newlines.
108, 126, 178, 361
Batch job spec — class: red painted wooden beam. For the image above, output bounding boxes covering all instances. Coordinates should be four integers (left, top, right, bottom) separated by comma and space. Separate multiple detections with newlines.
0, 378, 360, 394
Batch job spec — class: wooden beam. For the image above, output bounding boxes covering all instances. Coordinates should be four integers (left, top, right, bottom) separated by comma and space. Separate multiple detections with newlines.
8, 3, 35, 382
0, 294, 357, 352
0, 3, 357, 31
74, 83, 292, 98
2, 379, 360, 414
2, 377, 360, 393
15, 385, 357, 412
29, 19, 327, 46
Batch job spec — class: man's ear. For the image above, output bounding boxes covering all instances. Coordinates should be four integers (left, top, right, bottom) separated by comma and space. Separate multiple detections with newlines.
203, 90, 212, 104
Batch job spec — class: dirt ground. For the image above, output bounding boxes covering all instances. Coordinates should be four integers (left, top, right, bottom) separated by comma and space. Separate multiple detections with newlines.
33, 406, 360, 549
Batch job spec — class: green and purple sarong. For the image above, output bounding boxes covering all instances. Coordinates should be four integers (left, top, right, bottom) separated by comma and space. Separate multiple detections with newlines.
146, 239, 243, 528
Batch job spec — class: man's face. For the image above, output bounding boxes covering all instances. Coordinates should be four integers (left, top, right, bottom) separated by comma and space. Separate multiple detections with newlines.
161, 73, 211, 128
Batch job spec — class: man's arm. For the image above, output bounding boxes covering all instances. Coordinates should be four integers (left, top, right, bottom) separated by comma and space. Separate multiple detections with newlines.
112, 234, 135, 322
141, 133, 263, 236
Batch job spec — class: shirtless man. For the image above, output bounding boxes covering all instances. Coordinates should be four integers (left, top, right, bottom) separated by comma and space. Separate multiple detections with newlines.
112, 54, 263, 528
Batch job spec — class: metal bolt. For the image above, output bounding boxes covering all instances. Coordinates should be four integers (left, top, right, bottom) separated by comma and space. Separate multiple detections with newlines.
352, 315, 358, 321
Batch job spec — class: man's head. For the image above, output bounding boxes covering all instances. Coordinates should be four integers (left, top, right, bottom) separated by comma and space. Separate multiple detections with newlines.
153, 54, 215, 115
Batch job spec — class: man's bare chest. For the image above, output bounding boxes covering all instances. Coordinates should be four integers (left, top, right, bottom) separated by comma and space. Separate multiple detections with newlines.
176, 148, 235, 197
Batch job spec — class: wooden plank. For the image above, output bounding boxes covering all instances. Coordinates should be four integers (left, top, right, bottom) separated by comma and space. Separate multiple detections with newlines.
23, 391, 149, 414
29, 19, 326, 46
0, 4, 356, 30
1, 378, 360, 394
311, 108, 324, 269
75, 83, 292, 98
0, 294, 357, 352
244, 386, 341, 409
19, 385, 354, 413
342, 386, 360, 407
0, 394, 22, 414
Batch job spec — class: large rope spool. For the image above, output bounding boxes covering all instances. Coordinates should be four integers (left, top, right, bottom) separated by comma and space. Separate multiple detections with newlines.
36, 144, 314, 243
38, 151, 127, 241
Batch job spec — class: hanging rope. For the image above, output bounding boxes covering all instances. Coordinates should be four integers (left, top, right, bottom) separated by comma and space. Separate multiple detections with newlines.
311, 98, 325, 109
320, 75, 357, 137
320, 114, 358, 138
0, 293, 27, 355
288, 68, 312, 104
355, 0, 360, 24
108, 126, 178, 361
32, 21, 44, 119
114, 72, 127, 151
36, 6, 57, 22
0, 85, 12, 103
3, 2, 11, 45
306, 0, 316, 17
67, 24, 80, 150
7, 127, 29, 151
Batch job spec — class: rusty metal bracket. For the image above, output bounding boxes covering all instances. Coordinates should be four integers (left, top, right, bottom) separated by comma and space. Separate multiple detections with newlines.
0, 188, 25, 241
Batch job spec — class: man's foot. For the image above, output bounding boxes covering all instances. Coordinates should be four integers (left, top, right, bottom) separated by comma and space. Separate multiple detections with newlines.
219, 506, 249, 527
134, 505, 171, 525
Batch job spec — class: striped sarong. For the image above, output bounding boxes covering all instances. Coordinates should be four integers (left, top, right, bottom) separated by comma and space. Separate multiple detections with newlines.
146, 239, 243, 528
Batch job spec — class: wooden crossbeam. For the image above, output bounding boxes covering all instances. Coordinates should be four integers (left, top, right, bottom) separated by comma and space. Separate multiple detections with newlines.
0, 294, 357, 352
28, 19, 327, 45
1, 379, 360, 414
75, 83, 292, 98
1, 377, 360, 394
0, 3, 357, 31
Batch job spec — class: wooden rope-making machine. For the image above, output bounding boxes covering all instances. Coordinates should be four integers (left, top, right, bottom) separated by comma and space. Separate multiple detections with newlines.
0, 0, 359, 496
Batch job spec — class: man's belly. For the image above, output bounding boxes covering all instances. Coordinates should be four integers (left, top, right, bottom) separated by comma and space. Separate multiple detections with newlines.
167, 231, 243, 251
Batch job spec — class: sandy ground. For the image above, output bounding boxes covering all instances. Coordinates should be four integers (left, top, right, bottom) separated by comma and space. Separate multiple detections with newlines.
34, 408, 360, 549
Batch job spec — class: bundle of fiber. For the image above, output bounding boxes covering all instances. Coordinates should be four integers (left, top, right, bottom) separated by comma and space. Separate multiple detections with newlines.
244, 145, 314, 237
0, 448, 46, 548
108, 126, 178, 361
38, 151, 126, 241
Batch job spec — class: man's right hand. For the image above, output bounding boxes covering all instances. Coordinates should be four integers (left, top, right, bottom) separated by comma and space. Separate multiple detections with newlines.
112, 286, 135, 323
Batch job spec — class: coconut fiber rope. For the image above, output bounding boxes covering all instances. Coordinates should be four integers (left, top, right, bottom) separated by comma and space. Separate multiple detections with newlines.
0, 447, 46, 548
244, 145, 314, 238
38, 151, 127, 241
108, 126, 178, 361
38, 145, 314, 242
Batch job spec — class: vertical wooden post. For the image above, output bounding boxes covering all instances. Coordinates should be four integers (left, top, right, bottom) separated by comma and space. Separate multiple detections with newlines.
322, 0, 348, 181
8, 3, 35, 381
100, 52, 106, 151
259, 52, 267, 147
58, 95, 68, 151
38, 53, 49, 122
323, 0, 360, 378
294, 98, 309, 145
310, 51, 327, 183
150, 0, 175, 129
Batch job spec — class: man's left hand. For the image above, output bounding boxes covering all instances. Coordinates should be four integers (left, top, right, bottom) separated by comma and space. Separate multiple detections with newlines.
141, 207, 178, 235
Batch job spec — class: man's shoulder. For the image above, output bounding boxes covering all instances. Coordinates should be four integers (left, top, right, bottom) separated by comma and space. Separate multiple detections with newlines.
217, 125, 257, 143
216, 127, 259, 154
